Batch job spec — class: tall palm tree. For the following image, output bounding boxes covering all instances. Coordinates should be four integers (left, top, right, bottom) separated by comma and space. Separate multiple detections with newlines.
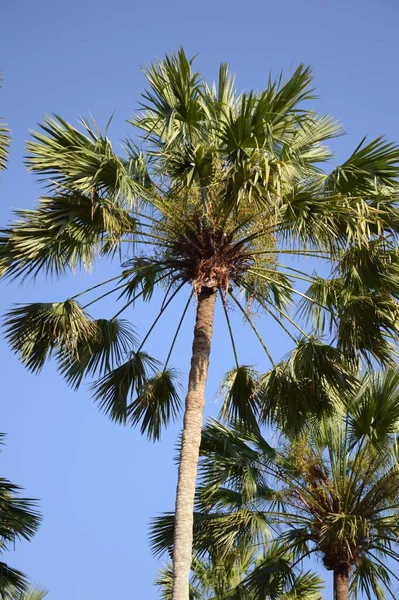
0, 74, 11, 172
156, 543, 323, 599
0, 437, 41, 599
1, 50, 399, 599
151, 369, 399, 600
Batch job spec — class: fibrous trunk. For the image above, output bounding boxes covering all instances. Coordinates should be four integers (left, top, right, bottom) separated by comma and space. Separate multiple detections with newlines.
334, 568, 350, 600
172, 289, 216, 600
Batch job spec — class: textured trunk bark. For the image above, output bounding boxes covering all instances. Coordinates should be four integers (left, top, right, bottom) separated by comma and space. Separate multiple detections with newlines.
334, 568, 349, 600
171, 289, 217, 600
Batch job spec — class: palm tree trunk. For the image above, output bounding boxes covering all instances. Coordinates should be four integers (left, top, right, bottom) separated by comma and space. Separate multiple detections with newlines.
333, 568, 349, 600
172, 289, 217, 600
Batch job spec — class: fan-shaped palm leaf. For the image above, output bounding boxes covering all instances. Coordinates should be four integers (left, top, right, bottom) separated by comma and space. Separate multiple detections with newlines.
0, 440, 41, 598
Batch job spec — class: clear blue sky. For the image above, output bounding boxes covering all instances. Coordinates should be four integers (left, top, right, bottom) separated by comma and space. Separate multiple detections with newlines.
1, 0, 398, 598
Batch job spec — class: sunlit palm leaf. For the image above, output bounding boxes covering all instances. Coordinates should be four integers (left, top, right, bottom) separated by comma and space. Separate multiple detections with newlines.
0, 74, 11, 172
11, 586, 48, 600
259, 338, 355, 433
325, 136, 399, 194
26, 114, 150, 202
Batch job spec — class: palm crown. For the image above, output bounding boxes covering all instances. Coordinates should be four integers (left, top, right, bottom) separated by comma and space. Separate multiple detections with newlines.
1, 49, 399, 599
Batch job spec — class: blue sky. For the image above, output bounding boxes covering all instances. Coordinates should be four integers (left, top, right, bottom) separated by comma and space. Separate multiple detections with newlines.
1, 0, 399, 598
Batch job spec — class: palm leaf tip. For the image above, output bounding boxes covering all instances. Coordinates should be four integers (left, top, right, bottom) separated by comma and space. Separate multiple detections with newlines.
128, 368, 182, 440
0, 73, 11, 172
91, 353, 183, 438
219, 365, 261, 432
90, 350, 157, 423
3, 299, 93, 374
57, 317, 137, 389
259, 338, 355, 433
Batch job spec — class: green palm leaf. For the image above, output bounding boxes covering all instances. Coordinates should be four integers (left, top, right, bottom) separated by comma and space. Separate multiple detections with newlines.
128, 368, 182, 440
219, 366, 261, 433
26, 114, 149, 202
325, 136, 399, 194
0, 74, 11, 172
259, 338, 355, 432
91, 351, 158, 423
0, 192, 138, 279
0, 439, 41, 599
57, 318, 137, 389
3, 300, 94, 373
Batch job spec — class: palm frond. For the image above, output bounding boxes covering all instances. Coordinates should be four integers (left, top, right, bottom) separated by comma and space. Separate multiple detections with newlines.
127, 368, 182, 440
26, 114, 149, 203
350, 555, 391, 600
3, 300, 93, 373
57, 318, 137, 389
0, 563, 28, 599
0, 74, 11, 172
0, 193, 138, 279
259, 338, 355, 433
325, 136, 399, 194
12, 586, 48, 600
349, 369, 399, 447
91, 351, 158, 423
219, 366, 261, 433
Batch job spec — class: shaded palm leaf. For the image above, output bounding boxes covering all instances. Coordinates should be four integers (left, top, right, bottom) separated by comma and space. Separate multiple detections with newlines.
0, 441, 41, 599
219, 366, 261, 433
57, 318, 137, 389
259, 338, 355, 433
3, 300, 94, 373
0, 193, 138, 279
349, 368, 399, 447
128, 368, 182, 440
91, 351, 158, 423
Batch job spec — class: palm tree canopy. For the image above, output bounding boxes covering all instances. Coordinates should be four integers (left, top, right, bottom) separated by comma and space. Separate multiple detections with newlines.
155, 543, 323, 600
1, 49, 399, 435
151, 368, 399, 600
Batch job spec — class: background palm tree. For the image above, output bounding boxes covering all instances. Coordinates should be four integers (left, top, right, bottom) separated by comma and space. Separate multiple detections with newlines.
151, 369, 399, 600
1, 50, 399, 599
0, 74, 11, 172
0, 436, 41, 600
156, 543, 323, 600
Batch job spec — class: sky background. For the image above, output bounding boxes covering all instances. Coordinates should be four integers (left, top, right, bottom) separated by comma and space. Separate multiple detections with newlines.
1, 0, 399, 598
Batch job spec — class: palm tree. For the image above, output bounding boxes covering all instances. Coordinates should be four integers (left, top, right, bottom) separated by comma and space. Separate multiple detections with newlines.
0, 437, 41, 599
0, 74, 11, 172
1, 50, 399, 599
156, 543, 323, 599
151, 369, 399, 600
